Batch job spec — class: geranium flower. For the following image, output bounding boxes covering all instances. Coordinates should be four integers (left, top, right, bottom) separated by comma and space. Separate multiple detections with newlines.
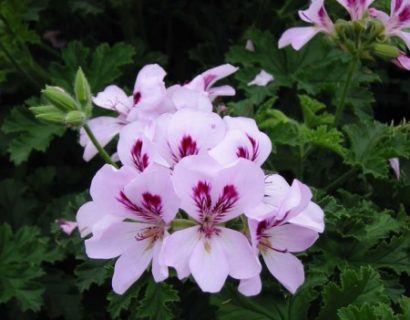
238, 214, 320, 296
209, 116, 272, 167
79, 64, 173, 161
279, 0, 334, 50
337, 0, 375, 20
163, 155, 265, 293
370, 1, 410, 50
83, 168, 179, 294
55, 219, 78, 235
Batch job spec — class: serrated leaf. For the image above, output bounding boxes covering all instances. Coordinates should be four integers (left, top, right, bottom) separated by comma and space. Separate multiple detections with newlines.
301, 125, 347, 156
136, 281, 180, 320
318, 266, 389, 320
74, 260, 111, 292
1, 106, 65, 164
337, 303, 397, 320
299, 95, 334, 127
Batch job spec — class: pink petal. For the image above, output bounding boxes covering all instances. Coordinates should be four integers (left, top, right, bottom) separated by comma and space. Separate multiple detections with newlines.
393, 51, 410, 70
207, 85, 236, 97
122, 167, 179, 223
198, 64, 239, 91
189, 237, 229, 293
278, 27, 320, 51
218, 228, 261, 279
56, 219, 77, 235
79, 116, 124, 161
238, 275, 262, 296
262, 251, 305, 294
245, 39, 255, 52
112, 239, 154, 294
92, 85, 133, 115
247, 70, 274, 86
85, 222, 146, 259
151, 238, 168, 282
163, 226, 201, 279
168, 86, 213, 112
288, 202, 325, 233
395, 31, 410, 51
265, 224, 319, 252
277, 179, 312, 221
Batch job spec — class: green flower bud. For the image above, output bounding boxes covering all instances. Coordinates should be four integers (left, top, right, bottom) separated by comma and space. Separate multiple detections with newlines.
30, 105, 66, 124
372, 43, 400, 60
65, 110, 87, 127
42, 86, 77, 111
74, 67, 92, 114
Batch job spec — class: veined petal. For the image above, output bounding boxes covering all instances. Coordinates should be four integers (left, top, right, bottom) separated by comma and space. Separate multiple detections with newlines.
218, 227, 261, 279
278, 27, 321, 51
92, 85, 133, 115
112, 238, 153, 294
288, 202, 325, 233
163, 226, 201, 279
238, 275, 262, 296
189, 237, 229, 293
79, 116, 124, 161
197, 64, 239, 91
85, 221, 147, 259
262, 251, 305, 294
265, 224, 319, 252
277, 179, 312, 221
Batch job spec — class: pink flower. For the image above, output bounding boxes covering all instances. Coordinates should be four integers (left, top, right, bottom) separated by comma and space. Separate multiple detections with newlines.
389, 157, 400, 179
76, 165, 139, 237
83, 168, 180, 294
238, 214, 320, 296
152, 109, 226, 167
246, 174, 325, 233
279, 0, 334, 51
370, 0, 410, 50
247, 70, 274, 86
209, 116, 272, 167
79, 64, 173, 161
337, 0, 375, 20
393, 51, 410, 70
56, 219, 78, 235
163, 155, 265, 293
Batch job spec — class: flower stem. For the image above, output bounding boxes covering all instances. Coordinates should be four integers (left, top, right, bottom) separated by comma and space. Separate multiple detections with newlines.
82, 123, 118, 168
333, 57, 358, 127
324, 167, 357, 192
171, 219, 197, 230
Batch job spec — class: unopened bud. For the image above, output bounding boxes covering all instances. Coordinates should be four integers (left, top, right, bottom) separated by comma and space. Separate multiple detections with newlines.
65, 110, 87, 126
30, 105, 66, 123
74, 67, 92, 114
42, 86, 77, 111
372, 43, 400, 60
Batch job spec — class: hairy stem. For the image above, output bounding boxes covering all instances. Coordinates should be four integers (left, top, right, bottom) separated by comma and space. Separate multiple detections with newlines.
83, 123, 118, 168
334, 57, 358, 127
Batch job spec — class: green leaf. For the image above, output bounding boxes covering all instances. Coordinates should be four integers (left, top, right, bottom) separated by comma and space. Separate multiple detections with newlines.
0, 224, 62, 312
318, 266, 389, 320
337, 303, 396, 320
1, 106, 64, 164
299, 95, 334, 127
136, 281, 180, 320
300, 125, 347, 157
74, 260, 111, 292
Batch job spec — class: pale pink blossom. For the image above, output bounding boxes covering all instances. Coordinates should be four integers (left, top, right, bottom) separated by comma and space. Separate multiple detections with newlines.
370, 0, 410, 50
279, 0, 334, 51
56, 219, 78, 235
393, 51, 410, 70
239, 215, 320, 296
247, 70, 274, 86
209, 116, 272, 167
84, 168, 179, 294
337, 0, 375, 20
163, 155, 265, 293
389, 157, 401, 179
152, 109, 226, 167
246, 174, 325, 233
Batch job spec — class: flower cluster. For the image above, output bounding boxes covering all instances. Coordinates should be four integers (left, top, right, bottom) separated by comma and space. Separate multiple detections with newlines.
279, 0, 410, 71
76, 64, 324, 296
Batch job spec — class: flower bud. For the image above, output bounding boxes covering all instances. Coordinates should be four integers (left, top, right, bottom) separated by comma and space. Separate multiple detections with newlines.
74, 67, 92, 115
65, 110, 87, 127
42, 86, 77, 111
372, 43, 400, 60
30, 105, 66, 123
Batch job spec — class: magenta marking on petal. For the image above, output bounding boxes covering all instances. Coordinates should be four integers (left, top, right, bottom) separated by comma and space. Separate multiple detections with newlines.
213, 185, 239, 217
192, 181, 212, 214
236, 134, 260, 162
398, 5, 410, 24
131, 139, 150, 172
117, 191, 163, 222
133, 91, 141, 105
178, 135, 199, 159
203, 74, 217, 90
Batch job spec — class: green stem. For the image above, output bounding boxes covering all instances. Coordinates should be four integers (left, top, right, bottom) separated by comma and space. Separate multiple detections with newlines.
334, 57, 359, 127
171, 219, 197, 230
83, 123, 118, 168
324, 167, 357, 192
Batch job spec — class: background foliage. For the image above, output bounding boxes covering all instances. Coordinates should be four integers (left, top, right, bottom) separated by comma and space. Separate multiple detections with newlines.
0, 0, 409, 319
